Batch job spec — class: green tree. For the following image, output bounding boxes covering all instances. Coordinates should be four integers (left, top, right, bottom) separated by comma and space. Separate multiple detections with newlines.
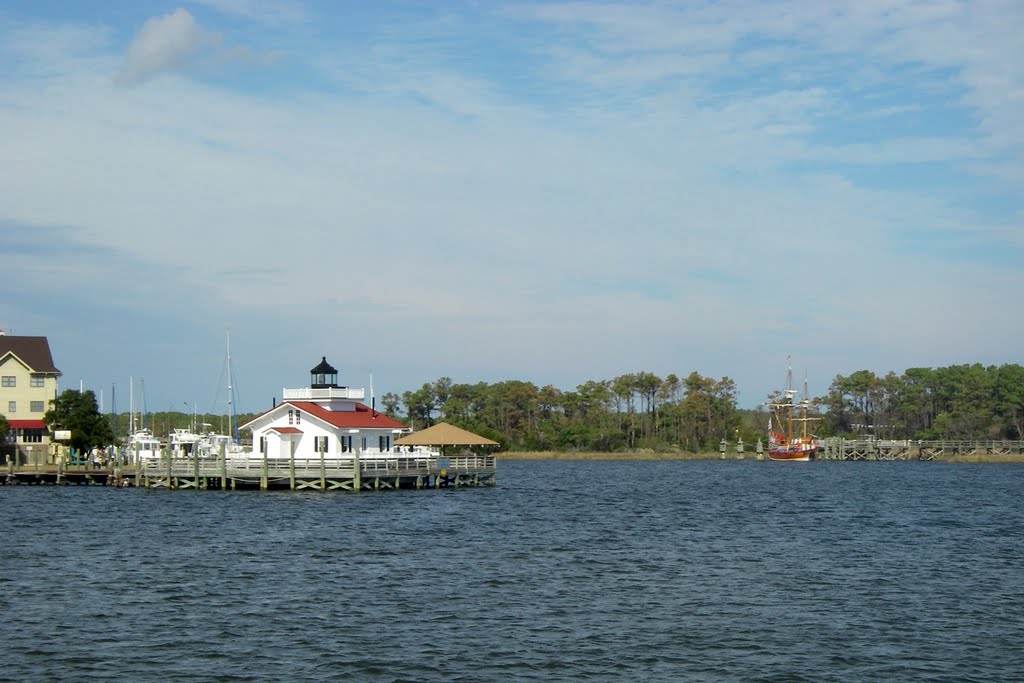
432, 377, 453, 408
0, 413, 9, 442
994, 364, 1024, 438
680, 372, 715, 451
380, 391, 402, 418
401, 383, 439, 428
634, 371, 661, 443
44, 389, 114, 453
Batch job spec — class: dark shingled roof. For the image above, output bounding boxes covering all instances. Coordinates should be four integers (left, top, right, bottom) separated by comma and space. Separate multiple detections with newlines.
0, 336, 61, 375
310, 356, 337, 374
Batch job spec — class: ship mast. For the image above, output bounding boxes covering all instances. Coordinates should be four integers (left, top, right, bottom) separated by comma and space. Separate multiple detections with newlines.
802, 369, 809, 440
785, 355, 795, 443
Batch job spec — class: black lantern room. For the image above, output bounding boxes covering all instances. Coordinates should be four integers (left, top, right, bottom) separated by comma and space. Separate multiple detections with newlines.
310, 356, 339, 389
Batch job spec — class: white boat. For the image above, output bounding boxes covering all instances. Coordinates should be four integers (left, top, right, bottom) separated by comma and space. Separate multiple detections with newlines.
126, 428, 162, 464
169, 427, 203, 455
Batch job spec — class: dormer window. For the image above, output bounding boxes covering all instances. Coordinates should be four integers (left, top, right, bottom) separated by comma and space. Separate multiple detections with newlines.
310, 356, 339, 389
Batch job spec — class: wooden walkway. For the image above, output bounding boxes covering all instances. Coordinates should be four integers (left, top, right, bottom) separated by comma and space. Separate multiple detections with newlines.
816, 439, 1024, 461
2, 454, 497, 491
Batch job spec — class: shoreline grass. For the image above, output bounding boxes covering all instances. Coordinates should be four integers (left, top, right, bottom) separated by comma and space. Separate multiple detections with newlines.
497, 451, 1024, 463
497, 451, 722, 461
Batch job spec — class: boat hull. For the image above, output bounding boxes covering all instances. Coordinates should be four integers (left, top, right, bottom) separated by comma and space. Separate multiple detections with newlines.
767, 442, 817, 462
767, 448, 814, 462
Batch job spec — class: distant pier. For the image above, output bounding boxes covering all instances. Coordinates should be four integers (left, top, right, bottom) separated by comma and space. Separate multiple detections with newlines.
815, 438, 1024, 461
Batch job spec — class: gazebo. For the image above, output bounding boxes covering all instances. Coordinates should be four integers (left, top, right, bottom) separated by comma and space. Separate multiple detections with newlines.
394, 422, 498, 453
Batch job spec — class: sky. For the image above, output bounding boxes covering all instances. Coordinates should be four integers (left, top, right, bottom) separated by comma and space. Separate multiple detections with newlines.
1, 0, 1022, 415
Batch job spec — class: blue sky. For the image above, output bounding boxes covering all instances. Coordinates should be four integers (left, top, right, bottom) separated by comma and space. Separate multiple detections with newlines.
1, 0, 1021, 414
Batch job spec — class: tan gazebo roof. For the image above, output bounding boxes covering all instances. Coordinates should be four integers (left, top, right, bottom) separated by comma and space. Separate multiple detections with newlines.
394, 422, 498, 447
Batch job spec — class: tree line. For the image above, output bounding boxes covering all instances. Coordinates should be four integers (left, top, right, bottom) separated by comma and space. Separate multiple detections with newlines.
382, 372, 745, 452
383, 363, 1024, 451
28, 363, 1024, 451
819, 364, 1024, 441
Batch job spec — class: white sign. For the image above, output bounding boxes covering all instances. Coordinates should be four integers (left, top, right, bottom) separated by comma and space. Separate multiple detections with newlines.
54, 430, 72, 440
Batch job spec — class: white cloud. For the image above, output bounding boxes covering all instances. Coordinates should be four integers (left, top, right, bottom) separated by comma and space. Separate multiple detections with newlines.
116, 8, 219, 86
115, 8, 281, 86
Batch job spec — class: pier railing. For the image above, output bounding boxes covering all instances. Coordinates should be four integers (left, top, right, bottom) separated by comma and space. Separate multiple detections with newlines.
135, 453, 497, 477
281, 387, 365, 401
816, 438, 1024, 460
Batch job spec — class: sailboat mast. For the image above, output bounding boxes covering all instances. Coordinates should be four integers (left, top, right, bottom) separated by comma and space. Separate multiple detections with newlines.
226, 329, 236, 442
129, 375, 135, 434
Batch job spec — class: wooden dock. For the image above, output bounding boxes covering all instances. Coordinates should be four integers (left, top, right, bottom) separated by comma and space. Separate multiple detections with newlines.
815, 439, 1024, 461
2, 452, 497, 491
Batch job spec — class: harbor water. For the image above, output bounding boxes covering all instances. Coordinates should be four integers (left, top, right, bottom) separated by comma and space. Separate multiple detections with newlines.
2, 460, 1022, 681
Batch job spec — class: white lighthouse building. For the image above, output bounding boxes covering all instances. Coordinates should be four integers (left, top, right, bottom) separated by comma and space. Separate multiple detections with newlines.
240, 357, 409, 462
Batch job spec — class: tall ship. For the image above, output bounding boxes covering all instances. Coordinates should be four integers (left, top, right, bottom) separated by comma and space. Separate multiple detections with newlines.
766, 356, 819, 461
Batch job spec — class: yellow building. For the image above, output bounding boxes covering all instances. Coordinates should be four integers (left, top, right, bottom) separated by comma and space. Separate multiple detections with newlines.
0, 332, 62, 465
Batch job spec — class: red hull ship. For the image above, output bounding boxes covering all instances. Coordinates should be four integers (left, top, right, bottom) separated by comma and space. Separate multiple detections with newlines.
767, 357, 819, 462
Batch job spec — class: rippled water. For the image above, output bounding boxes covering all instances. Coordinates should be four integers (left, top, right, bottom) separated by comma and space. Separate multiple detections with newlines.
2, 460, 1023, 682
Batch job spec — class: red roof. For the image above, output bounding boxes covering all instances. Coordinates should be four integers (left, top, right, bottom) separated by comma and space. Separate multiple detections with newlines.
288, 401, 408, 430
239, 401, 408, 432
269, 426, 303, 434
9, 420, 46, 429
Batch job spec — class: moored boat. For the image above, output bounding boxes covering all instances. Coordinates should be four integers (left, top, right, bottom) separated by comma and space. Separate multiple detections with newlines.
766, 356, 820, 461
125, 428, 162, 464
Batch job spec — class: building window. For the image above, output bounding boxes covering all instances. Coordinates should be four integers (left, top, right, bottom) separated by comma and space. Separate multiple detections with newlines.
361, 437, 367, 451
341, 435, 352, 453
379, 435, 391, 452
295, 412, 301, 424
30, 375, 45, 388
259, 436, 266, 453
314, 436, 329, 452
7, 401, 15, 413
1, 376, 14, 387
287, 410, 293, 425
30, 401, 44, 413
